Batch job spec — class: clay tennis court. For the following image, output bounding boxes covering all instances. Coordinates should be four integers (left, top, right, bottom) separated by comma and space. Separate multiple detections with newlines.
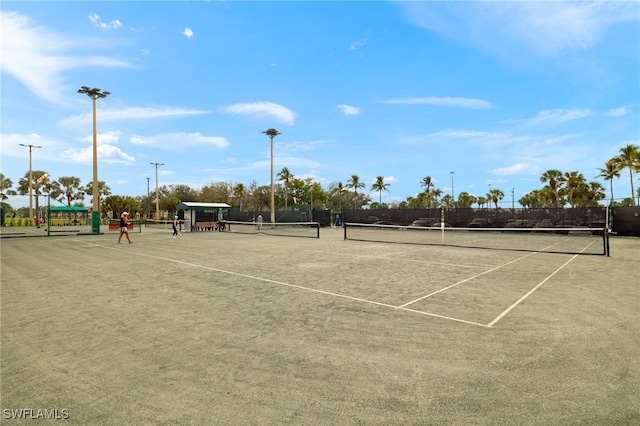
1, 226, 638, 424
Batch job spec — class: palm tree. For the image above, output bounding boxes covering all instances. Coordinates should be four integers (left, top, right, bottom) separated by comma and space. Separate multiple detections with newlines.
613, 144, 640, 206
0, 174, 16, 200
233, 183, 246, 210
488, 188, 504, 209
440, 194, 454, 209
329, 181, 346, 211
84, 181, 111, 206
457, 192, 476, 208
582, 181, 606, 207
420, 176, 433, 208
518, 193, 534, 209
420, 176, 433, 193
562, 171, 586, 207
58, 176, 85, 206
277, 167, 293, 211
17, 170, 58, 222
346, 174, 365, 209
596, 159, 622, 205
431, 188, 442, 206
477, 196, 488, 209
370, 176, 390, 205
540, 169, 564, 208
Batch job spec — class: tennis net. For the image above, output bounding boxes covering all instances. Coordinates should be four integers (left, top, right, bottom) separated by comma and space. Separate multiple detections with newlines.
144, 219, 174, 229
343, 222, 609, 255
220, 220, 320, 238
108, 219, 142, 233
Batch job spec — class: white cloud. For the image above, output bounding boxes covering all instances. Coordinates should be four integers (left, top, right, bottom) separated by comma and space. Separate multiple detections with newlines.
88, 13, 122, 30
252, 156, 321, 169
220, 102, 295, 125
349, 36, 368, 51
79, 130, 122, 145
183, 27, 194, 38
383, 97, 492, 109
0, 133, 46, 158
281, 139, 333, 154
370, 176, 398, 184
295, 172, 330, 186
61, 107, 209, 126
432, 130, 511, 139
398, 129, 527, 149
337, 104, 360, 115
490, 163, 539, 176
349, 29, 372, 51
532, 135, 578, 147
60, 129, 134, 163
604, 106, 629, 117
130, 133, 229, 149
519, 108, 591, 125
60, 143, 135, 164
401, 1, 639, 56
0, 11, 132, 104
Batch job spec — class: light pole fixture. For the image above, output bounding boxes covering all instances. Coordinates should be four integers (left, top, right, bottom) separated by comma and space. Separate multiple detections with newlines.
77, 86, 110, 234
151, 163, 164, 220
19, 143, 42, 223
450, 171, 455, 208
262, 128, 281, 224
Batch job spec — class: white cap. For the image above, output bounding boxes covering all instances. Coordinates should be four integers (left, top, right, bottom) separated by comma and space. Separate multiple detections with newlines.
122, 212, 128, 216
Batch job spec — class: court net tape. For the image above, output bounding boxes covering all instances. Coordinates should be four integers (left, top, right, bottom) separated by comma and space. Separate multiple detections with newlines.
144, 219, 175, 229
220, 220, 320, 239
343, 222, 610, 256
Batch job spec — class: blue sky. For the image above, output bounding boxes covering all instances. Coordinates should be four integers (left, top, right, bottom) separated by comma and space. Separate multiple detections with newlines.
1, 1, 639, 208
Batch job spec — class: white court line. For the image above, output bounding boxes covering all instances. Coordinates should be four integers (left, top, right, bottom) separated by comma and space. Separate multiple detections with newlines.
154, 254, 487, 327
398, 236, 597, 310
354, 253, 478, 269
75, 238, 590, 328
399, 251, 539, 308
488, 255, 578, 327
150, 255, 492, 327
399, 307, 490, 328
76, 239, 491, 327
487, 242, 593, 327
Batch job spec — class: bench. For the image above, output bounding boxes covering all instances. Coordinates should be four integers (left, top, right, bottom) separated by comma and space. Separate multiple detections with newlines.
195, 221, 217, 231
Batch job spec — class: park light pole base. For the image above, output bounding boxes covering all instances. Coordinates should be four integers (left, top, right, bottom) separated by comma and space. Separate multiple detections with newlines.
91, 211, 101, 234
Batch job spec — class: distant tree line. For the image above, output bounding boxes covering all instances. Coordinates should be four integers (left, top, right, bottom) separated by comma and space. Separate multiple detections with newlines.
1, 144, 638, 219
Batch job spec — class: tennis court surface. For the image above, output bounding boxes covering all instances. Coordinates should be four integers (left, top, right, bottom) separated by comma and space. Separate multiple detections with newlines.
2, 227, 638, 424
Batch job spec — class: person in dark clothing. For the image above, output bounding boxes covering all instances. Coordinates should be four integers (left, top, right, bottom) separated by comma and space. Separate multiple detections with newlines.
172, 215, 182, 238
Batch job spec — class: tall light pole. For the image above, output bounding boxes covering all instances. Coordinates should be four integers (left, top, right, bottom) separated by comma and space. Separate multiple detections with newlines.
146, 177, 151, 219
151, 163, 164, 220
77, 86, 110, 234
19, 143, 42, 223
262, 128, 281, 224
450, 171, 455, 208
511, 188, 515, 210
